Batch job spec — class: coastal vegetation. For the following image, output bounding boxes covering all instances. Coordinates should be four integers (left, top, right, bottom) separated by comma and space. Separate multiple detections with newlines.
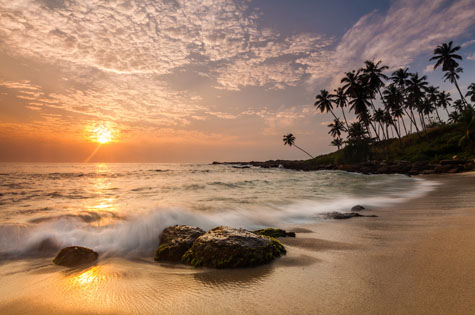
284, 41, 475, 164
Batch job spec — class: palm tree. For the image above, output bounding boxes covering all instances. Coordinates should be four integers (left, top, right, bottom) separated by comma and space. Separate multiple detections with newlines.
327, 118, 345, 138
348, 84, 379, 140
426, 86, 442, 122
466, 83, 475, 103
383, 84, 407, 135
331, 88, 349, 130
314, 89, 338, 120
391, 68, 414, 133
373, 109, 386, 139
331, 137, 343, 150
438, 91, 453, 117
361, 60, 389, 107
430, 41, 466, 104
341, 70, 361, 98
282, 133, 314, 158
347, 122, 367, 141
406, 73, 428, 131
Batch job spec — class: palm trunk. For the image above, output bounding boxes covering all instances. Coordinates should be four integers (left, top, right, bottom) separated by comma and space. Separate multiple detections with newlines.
435, 108, 442, 123
340, 107, 349, 131
445, 107, 450, 118
329, 109, 338, 121
393, 122, 401, 139
401, 116, 408, 136
293, 145, 314, 159
453, 78, 468, 106
410, 108, 420, 132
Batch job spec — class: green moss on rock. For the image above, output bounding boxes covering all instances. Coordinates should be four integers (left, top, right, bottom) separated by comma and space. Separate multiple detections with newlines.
182, 226, 286, 268
154, 225, 205, 262
253, 228, 295, 238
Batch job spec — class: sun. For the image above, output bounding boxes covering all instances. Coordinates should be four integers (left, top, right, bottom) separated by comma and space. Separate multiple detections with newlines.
87, 124, 117, 144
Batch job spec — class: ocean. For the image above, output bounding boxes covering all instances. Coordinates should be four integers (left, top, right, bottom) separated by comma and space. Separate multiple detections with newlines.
0, 162, 437, 258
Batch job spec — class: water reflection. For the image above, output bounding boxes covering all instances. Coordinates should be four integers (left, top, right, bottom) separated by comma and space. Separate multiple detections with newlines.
68, 266, 104, 290
84, 164, 120, 226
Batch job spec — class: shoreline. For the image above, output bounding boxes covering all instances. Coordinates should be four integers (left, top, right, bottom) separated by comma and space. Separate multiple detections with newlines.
213, 158, 475, 175
0, 172, 474, 314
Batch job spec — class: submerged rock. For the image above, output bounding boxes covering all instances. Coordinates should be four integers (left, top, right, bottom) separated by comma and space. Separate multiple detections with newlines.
351, 205, 366, 212
53, 246, 98, 267
182, 226, 286, 268
154, 225, 205, 262
253, 228, 295, 238
325, 212, 378, 220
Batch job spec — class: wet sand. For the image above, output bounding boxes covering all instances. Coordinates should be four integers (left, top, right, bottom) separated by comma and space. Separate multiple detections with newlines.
0, 172, 474, 314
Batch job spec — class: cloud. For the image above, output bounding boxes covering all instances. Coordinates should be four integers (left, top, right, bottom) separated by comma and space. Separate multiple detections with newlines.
300, 0, 475, 87
467, 53, 475, 61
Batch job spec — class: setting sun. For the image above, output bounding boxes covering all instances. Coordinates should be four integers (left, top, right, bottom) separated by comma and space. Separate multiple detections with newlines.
87, 123, 118, 144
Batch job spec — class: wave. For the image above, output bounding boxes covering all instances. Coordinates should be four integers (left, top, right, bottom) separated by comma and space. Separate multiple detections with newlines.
0, 178, 438, 260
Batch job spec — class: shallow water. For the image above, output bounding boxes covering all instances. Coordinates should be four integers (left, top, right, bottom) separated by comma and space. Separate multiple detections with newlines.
0, 163, 437, 258
0, 162, 438, 259
0, 163, 441, 314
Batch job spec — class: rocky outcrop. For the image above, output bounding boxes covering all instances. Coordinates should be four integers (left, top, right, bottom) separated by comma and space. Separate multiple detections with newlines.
181, 226, 286, 268
253, 228, 295, 238
324, 212, 378, 220
212, 159, 475, 175
53, 246, 98, 267
154, 225, 205, 262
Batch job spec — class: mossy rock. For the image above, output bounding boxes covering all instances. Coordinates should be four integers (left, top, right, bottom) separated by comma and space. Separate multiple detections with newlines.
154, 225, 205, 262
182, 226, 286, 268
253, 228, 295, 238
53, 246, 98, 267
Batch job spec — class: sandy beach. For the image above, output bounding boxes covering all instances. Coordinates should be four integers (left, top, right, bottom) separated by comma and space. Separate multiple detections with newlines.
0, 172, 474, 315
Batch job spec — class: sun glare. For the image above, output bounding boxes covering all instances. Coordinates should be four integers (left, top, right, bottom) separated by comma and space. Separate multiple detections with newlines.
88, 124, 117, 144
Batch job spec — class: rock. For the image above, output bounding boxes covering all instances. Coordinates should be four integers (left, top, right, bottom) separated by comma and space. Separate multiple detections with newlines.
440, 159, 467, 165
154, 225, 205, 262
53, 246, 98, 267
253, 228, 295, 238
351, 205, 365, 212
325, 212, 378, 220
182, 226, 286, 268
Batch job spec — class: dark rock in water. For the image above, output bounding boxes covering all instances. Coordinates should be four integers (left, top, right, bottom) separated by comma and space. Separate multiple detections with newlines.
351, 205, 365, 212
182, 226, 286, 268
154, 225, 205, 262
253, 228, 295, 238
53, 246, 98, 267
325, 212, 378, 220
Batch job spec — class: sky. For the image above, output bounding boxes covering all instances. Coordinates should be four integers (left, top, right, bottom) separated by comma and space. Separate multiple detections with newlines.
0, 0, 474, 163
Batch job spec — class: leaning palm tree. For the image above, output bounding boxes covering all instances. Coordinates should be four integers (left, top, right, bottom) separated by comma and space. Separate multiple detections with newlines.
430, 41, 466, 104
314, 89, 338, 120
466, 83, 475, 103
282, 133, 314, 158
443, 67, 464, 105
426, 86, 442, 122
331, 87, 349, 130
438, 91, 453, 117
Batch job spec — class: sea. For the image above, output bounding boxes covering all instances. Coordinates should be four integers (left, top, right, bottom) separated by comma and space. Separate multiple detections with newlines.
0, 162, 437, 259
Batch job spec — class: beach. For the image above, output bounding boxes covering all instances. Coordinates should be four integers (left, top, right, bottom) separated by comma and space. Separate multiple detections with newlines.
0, 171, 474, 314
